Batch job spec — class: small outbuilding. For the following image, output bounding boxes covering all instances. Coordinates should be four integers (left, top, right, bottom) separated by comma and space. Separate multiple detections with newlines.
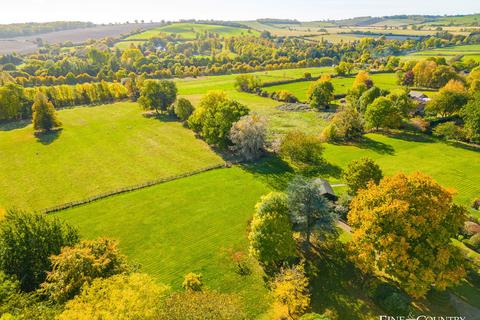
313, 178, 338, 202
408, 91, 430, 103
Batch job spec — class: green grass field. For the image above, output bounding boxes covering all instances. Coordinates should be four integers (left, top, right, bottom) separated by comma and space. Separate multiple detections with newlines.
401, 44, 480, 62
264, 73, 400, 101
0, 102, 223, 211
126, 22, 258, 40
323, 133, 480, 216
176, 67, 334, 135
53, 132, 480, 318
55, 167, 272, 318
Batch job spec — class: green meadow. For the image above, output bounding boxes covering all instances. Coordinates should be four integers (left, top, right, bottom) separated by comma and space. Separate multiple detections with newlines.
401, 44, 480, 62
264, 72, 400, 101
0, 102, 223, 211
126, 22, 259, 40
54, 132, 480, 317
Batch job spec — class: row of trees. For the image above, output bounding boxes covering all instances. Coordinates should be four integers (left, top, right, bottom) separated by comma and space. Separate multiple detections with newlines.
2, 27, 478, 88
0, 81, 128, 121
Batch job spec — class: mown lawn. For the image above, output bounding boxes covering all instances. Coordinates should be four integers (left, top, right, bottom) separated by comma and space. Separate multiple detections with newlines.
0, 102, 223, 211
126, 22, 259, 40
55, 167, 272, 318
264, 73, 400, 101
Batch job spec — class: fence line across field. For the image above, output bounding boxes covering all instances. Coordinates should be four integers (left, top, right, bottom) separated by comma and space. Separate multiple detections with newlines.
40, 162, 229, 214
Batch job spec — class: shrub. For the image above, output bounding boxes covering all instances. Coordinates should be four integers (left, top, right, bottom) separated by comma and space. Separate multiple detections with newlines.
229, 114, 267, 161
0, 210, 79, 291
373, 283, 411, 315
234, 74, 262, 92
468, 233, 480, 251
279, 131, 323, 168
174, 98, 194, 121
320, 124, 339, 142
159, 291, 247, 320
408, 117, 430, 132
275, 90, 298, 103
182, 273, 203, 292
343, 158, 383, 196
330, 107, 364, 140
433, 121, 465, 140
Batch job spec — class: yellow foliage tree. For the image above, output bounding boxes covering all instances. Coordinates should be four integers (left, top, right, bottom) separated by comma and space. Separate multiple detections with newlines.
352, 70, 371, 89
58, 273, 169, 320
348, 173, 467, 298
272, 263, 310, 319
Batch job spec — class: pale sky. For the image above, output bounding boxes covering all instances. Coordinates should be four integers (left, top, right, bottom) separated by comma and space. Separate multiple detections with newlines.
1, 0, 480, 24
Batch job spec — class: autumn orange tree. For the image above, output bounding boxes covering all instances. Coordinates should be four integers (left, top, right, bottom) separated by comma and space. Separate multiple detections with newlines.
348, 172, 467, 298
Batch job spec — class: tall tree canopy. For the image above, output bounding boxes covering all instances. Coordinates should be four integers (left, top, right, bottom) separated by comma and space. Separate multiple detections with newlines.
348, 173, 467, 298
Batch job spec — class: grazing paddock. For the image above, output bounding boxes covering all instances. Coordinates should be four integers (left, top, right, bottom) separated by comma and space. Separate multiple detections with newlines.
0, 102, 223, 211
55, 167, 272, 318
126, 22, 258, 40
264, 73, 400, 101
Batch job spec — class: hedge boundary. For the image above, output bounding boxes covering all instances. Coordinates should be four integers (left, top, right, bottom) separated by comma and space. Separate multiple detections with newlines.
40, 162, 229, 214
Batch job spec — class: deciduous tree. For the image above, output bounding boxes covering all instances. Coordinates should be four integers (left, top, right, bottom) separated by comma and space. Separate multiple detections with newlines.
348, 173, 467, 298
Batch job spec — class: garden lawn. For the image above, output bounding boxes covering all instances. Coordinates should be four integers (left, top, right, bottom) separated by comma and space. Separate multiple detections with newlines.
264, 72, 400, 101
126, 22, 259, 40
55, 167, 272, 318
0, 102, 223, 211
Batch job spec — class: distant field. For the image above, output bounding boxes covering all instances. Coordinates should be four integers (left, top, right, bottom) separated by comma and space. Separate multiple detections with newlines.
264, 73, 400, 101
114, 40, 145, 50
400, 44, 480, 62
126, 23, 258, 40
0, 23, 162, 55
175, 67, 333, 95
56, 167, 272, 318
0, 102, 223, 211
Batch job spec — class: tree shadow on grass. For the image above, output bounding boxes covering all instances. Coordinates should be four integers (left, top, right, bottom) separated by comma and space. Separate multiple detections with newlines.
345, 136, 395, 155
142, 112, 178, 122
34, 129, 62, 145
306, 239, 381, 320
241, 155, 343, 190
384, 131, 435, 143
0, 119, 30, 131
446, 141, 480, 153
240, 155, 295, 191
301, 161, 343, 180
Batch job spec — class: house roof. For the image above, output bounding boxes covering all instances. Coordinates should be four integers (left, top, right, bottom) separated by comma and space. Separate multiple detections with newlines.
313, 178, 338, 201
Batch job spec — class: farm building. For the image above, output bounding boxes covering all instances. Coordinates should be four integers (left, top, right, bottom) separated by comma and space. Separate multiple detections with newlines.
313, 178, 338, 202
